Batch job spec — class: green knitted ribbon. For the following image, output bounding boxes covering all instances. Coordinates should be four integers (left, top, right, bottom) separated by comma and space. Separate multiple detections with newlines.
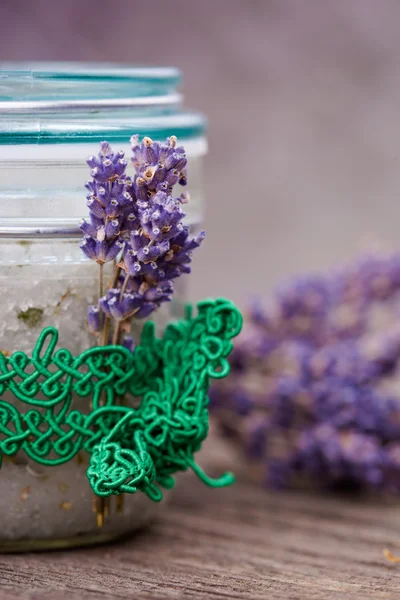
0, 298, 242, 501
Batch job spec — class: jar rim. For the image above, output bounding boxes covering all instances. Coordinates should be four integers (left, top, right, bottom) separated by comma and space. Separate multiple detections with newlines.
0, 62, 206, 144
0, 62, 181, 93
0, 62, 181, 109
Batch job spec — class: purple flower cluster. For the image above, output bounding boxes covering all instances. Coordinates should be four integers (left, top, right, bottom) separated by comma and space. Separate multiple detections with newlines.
80, 142, 134, 264
121, 136, 203, 286
131, 134, 188, 193
100, 279, 174, 322
211, 254, 400, 494
81, 136, 205, 337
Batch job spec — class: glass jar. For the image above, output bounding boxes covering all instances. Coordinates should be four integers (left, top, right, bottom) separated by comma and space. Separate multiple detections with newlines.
0, 63, 207, 551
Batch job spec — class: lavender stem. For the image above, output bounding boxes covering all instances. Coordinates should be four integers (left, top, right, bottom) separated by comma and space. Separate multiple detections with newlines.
120, 274, 130, 297
112, 322, 121, 346
99, 263, 104, 300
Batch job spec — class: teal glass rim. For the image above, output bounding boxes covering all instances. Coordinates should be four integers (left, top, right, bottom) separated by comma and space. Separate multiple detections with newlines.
0, 62, 182, 100
0, 113, 207, 146
0, 63, 207, 145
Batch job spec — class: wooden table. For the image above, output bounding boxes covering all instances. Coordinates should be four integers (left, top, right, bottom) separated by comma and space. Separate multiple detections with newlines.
0, 468, 400, 600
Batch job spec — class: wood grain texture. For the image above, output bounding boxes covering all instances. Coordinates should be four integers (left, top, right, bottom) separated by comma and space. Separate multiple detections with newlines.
0, 473, 400, 600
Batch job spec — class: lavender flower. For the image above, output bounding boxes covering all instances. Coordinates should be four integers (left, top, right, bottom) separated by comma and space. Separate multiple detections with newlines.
81, 135, 204, 343
99, 280, 174, 322
129, 229, 170, 264
139, 191, 186, 242
294, 425, 386, 488
87, 305, 101, 334
211, 253, 400, 495
86, 142, 128, 182
156, 229, 206, 282
117, 137, 204, 311
80, 234, 124, 265
100, 288, 142, 321
80, 141, 135, 264
131, 135, 188, 196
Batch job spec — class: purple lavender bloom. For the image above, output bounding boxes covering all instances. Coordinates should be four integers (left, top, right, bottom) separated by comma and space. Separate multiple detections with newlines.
139, 191, 186, 242
125, 277, 174, 313
129, 229, 170, 263
354, 256, 395, 301
122, 248, 143, 276
82, 135, 204, 336
211, 253, 400, 495
134, 302, 158, 319
232, 391, 253, 416
140, 279, 174, 304
86, 142, 128, 183
305, 342, 376, 385
156, 228, 206, 282
269, 378, 306, 429
118, 141, 204, 291
80, 236, 124, 264
121, 210, 139, 236
80, 142, 135, 264
131, 135, 187, 196
100, 288, 142, 321
99, 278, 173, 323
87, 305, 101, 334
276, 275, 331, 320
295, 425, 386, 488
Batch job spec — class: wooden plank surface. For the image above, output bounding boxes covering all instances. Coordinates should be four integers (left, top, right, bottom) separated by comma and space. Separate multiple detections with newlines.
0, 472, 400, 599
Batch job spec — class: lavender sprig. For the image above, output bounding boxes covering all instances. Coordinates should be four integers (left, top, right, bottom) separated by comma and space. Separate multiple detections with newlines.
118, 136, 203, 290
81, 136, 205, 345
80, 142, 134, 265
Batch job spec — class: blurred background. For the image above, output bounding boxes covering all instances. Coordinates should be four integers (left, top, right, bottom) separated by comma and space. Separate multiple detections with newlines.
1, 0, 400, 305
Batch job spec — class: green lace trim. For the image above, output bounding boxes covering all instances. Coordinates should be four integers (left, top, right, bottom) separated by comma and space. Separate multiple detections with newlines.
0, 298, 242, 501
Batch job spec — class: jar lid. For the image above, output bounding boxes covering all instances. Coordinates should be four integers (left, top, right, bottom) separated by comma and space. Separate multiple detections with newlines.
0, 64, 206, 240
0, 62, 206, 145
0, 62, 182, 101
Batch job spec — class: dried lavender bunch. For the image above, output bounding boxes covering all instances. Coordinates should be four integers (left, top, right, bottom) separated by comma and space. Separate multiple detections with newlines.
80, 135, 204, 345
210, 254, 400, 494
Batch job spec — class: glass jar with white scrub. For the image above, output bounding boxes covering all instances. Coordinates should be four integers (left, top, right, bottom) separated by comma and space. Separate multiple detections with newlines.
0, 63, 207, 551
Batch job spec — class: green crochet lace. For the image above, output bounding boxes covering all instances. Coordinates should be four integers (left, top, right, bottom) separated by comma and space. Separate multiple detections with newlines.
0, 298, 242, 501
